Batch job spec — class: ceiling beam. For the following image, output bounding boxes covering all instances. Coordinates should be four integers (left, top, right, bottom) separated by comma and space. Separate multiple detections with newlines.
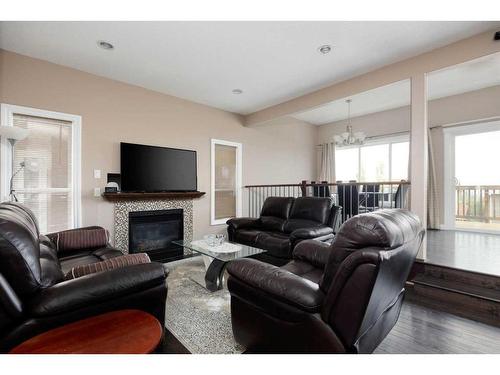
244, 28, 500, 126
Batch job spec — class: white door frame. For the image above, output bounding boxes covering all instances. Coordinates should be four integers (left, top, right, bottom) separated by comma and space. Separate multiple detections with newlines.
442, 119, 500, 231
210, 138, 242, 226
0, 103, 82, 228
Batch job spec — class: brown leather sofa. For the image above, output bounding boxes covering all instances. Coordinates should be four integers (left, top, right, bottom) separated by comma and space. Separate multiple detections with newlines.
45, 228, 125, 274
227, 209, 424, 353
227, 197, 342, 266
0, 202, 168, 352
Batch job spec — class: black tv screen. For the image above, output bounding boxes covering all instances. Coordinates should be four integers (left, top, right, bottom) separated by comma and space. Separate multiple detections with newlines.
120, 142, 197, 192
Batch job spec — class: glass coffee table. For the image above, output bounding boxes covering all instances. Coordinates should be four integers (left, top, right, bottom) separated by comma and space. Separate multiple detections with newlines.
173, 239, 266, 292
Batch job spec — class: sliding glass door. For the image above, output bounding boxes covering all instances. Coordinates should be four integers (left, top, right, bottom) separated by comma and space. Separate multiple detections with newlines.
443, 121, 500, 232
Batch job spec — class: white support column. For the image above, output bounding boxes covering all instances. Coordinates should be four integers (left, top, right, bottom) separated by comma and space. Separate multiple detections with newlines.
410, 74, 428, 260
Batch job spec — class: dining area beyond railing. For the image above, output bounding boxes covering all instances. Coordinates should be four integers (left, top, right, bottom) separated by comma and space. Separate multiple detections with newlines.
245, 180, 410, 224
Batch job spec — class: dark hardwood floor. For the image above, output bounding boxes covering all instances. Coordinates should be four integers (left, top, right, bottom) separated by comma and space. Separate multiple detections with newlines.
158, 301, 500, 354
375, 301, 500, 354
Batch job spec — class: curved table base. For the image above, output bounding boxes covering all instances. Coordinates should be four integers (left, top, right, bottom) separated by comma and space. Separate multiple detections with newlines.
204, 258, 228, 292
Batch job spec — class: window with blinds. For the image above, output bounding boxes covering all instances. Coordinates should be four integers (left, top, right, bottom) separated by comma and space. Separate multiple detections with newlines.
12, 114, 74, 233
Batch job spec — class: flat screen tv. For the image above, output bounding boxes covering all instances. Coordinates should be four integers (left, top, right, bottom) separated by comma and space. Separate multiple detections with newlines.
120, 142, 197, 192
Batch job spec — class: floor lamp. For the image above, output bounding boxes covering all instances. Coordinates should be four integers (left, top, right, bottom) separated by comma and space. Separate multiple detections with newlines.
0, 126, 30, 202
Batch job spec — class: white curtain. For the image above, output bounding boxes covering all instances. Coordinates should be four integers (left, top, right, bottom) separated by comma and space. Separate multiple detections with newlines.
427, 127, 441, 229
319, 142, 335, 182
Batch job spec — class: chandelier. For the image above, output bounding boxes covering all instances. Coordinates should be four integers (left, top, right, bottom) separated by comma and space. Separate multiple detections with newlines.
333, 99, 366, 146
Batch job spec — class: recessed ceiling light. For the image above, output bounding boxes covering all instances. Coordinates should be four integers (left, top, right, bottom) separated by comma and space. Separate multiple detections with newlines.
318, 45, 332, 55
97, 40, 114, 50
232, 89, 243, 95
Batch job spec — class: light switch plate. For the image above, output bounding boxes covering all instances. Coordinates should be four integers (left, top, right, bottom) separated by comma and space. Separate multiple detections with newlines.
94, 169, 101, 179
94, 187, 101, 197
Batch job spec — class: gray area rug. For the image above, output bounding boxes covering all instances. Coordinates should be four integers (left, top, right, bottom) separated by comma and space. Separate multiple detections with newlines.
164, 256, 244, 354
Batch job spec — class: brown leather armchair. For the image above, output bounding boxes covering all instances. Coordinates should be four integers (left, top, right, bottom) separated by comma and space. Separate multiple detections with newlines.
227, 209, 424, 353
0, 202, 168, 353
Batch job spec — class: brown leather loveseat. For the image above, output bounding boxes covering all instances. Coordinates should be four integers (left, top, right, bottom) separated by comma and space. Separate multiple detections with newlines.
0, 202, 168, 352
227, 196, 342, 266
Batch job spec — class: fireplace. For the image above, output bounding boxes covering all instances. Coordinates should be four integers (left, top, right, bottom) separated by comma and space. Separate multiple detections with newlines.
128, 209, 184, 262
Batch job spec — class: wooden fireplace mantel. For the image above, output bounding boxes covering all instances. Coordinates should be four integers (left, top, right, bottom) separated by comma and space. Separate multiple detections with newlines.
102, 191, 206, 202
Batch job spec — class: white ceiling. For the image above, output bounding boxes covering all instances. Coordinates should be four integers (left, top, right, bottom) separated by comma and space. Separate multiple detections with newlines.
292, 52, 500, 125
1, 21, 499, 115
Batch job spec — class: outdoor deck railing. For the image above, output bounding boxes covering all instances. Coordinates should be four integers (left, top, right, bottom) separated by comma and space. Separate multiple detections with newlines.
245, 180, 410, 224
456, 185, 500, 223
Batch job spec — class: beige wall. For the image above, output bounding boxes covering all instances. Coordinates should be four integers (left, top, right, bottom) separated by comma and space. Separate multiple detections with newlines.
0, 50, 317, 238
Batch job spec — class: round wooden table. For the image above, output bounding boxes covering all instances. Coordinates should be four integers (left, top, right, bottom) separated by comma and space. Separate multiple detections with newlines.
10, 310, 163, 354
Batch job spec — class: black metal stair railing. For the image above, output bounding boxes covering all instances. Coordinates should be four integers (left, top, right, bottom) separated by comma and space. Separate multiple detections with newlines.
245, 180, 411, 224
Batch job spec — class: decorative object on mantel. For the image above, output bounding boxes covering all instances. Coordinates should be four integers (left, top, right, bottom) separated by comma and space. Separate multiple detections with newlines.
106, 173, 121, 193
333, 99, 366, 147
0, 126, 30, 202
102, 191, 205, 202
105, 183, 119, 193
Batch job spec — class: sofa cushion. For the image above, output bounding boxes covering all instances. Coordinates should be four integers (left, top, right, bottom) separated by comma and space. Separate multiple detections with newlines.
260, 216, 286, 232
234, 229, 261, 246
260, 197, 294, 219
281, 260, 324, 284
259, 197, 294, 232
284, 219, 323, 234
288, 197, 333, 224
255, 231, 291, 258
50, 228, 109, 253
58, 247, 124, 274
92, 247, 124, 260
59, 255, 100, 274
65, 253, 151, 280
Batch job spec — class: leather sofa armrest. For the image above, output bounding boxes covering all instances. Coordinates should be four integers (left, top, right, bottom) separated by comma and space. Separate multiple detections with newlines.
227, 258, 324, 313
29, 263, 167, 317
292, 240, 332, 269
226, 217, 260, 231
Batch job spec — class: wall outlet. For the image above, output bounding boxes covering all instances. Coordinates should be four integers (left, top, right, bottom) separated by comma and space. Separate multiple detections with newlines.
94, 169, 101, 179
94, 187, 101, 197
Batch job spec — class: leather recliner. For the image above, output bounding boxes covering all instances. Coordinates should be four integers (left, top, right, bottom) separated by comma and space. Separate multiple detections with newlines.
227, 197, 342, 266
0, 202, 169, 353
227, 209, 424, 353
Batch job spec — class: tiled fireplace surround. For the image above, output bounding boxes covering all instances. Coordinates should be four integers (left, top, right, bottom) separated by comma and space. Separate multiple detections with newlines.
112, 199, 194, 253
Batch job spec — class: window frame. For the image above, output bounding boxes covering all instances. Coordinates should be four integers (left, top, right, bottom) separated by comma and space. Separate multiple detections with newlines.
335, 133, 409, 182
0, 103, 82, 229
210, 138, 242, 226
442, 119, 500, 231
